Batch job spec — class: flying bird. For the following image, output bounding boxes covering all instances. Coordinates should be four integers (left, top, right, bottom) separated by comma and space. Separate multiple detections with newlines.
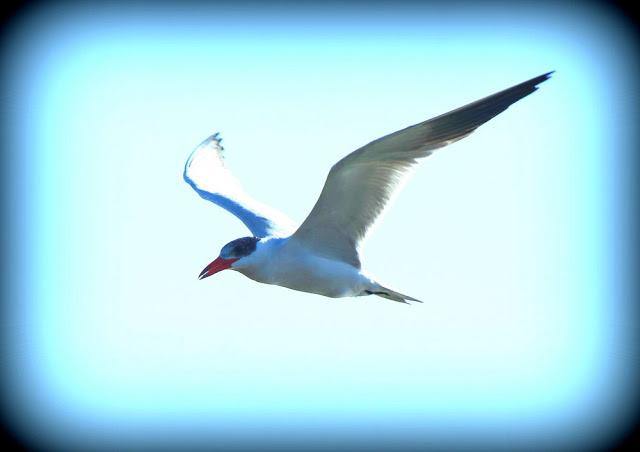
184, 72, 552, 303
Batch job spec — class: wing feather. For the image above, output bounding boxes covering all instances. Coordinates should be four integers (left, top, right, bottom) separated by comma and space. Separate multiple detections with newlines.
291, 72, 553, 266
184, 133, 297, 237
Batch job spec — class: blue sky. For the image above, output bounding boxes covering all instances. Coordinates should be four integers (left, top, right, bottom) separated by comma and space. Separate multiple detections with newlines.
2, 2, 638, 450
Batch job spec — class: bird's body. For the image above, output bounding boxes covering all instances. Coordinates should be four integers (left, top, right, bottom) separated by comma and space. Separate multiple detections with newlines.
238, 238, 354, 296
185, 72, 552, 303
231, 237, 387, 299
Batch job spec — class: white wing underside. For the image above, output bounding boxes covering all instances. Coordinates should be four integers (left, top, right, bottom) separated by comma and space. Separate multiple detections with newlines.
290, 72, 553, 267
184, 134, 297, 238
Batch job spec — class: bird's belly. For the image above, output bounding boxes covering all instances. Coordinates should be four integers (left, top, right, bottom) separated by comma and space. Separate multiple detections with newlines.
240, 255, 369, 299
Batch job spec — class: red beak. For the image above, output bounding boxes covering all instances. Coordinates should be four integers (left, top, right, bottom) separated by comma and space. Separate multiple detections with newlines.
198, 256, 238, 280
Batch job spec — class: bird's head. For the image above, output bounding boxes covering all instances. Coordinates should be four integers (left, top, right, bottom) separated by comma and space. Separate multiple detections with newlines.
198, 236, 260, 280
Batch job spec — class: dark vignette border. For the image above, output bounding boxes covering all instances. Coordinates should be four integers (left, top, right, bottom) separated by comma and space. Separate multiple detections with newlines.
0, 0, 638, 450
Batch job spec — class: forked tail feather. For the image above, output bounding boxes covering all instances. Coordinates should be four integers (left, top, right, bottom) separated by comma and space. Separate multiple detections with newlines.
365, 286, 422, 304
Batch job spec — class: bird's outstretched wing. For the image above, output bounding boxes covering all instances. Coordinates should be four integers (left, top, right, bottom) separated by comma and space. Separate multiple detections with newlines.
291, 72, 553, 267
184, 133, 297, 237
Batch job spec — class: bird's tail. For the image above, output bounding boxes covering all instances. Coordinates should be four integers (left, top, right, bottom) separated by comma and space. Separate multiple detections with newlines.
366, 285, 422, 304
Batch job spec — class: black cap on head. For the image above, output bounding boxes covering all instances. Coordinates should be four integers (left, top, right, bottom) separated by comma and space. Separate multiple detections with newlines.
220, 236, 260, 259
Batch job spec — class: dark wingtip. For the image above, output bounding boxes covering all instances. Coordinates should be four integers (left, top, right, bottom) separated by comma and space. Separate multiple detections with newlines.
423, 70, 556, 143
528, 71, 555, 91
539, 70, 554, 81
519, 71, 554, 92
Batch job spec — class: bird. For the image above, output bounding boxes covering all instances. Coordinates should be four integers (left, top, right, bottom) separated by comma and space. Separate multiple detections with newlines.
184, 72, 552, 304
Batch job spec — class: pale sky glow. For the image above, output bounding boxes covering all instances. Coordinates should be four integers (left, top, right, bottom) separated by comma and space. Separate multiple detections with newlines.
3, 2, 638, 450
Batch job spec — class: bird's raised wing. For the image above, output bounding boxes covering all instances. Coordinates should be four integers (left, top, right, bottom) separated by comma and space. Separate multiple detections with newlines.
184, 133, 297, 237
291, 72, 553, 267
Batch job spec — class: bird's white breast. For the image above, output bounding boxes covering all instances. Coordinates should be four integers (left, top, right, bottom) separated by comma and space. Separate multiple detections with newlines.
233, 237, 374, 298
